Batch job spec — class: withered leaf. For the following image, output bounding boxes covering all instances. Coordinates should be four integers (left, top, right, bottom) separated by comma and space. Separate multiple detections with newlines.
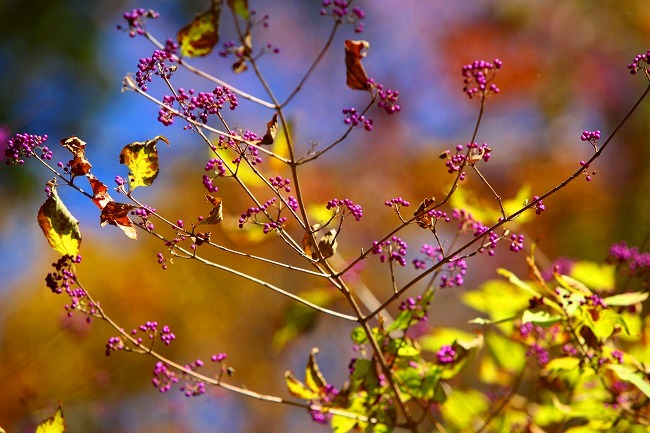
100, 202, 138, 240
198, 194, 223, 225
258, 113, 278, 145
344, 40, 371, 91
231, 31, 252, 74
317, 229, 338, 259
87, 174, 113, 210
177, 0, 222, 58
60, 136, 92, 176
414, 197, 436, 229
302, 224, 320, 259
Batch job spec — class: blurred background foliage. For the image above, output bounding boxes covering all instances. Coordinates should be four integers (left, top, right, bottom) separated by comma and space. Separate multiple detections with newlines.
1, 0, 649, 432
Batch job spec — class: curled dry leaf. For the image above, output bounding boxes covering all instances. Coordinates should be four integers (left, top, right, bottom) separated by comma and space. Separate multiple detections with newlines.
87, 174, 113, 210
414, 197, 436, 229
60, 136, 92, 176
100, 202, 138, 240
258, 113, 278, 145
302, 224, 320, 259
344, 40, 371, 91
199, 194, 223, 225
177, 0, 222, 57
317, 229, 338, 259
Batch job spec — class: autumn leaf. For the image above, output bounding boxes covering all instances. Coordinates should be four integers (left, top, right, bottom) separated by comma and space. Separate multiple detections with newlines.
199, 194, 223, 225
344, 40, 371, 91
87, 174, 113, 210
317, 229, 338, 259
100, 201, 138, 240
177, 0, 222, 58
60, 136, 92, 176
119, 135, 169, 191
35, 403, 67, 433
37, 181, 82, 257
414, 197, 436, 229
258, 113, 278, 145
227, 0, 249, 19
305, 348, 328, 393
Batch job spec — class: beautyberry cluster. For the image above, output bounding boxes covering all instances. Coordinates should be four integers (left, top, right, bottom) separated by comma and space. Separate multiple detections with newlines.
326, 198, 363, 221
462, 59, 502, 99
608, 241, 650, 283
369, 80, 401, 115
372, 236, 408, 266
532, 195, 546, 215
385, 197, 410, 210
117, 8, 160, 37
269, 175, 291, 193
159, 86, 238, 127
45, 255, 92, 318
320, 1, 365, 33
398, 294, 432, 322
580, 129, 601, 142
342, 107, 373, 131
627, 50, 650, 75
136, 41, 179, 92
4, 133, 49, 165
579, 160, 597, 182
436, 345, 457, 364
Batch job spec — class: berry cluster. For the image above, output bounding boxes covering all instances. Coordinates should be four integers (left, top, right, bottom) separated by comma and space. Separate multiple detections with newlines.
152, 361, 179, 392
203, 158, 227, 192
326, 198, 363, 221
436, 345, 457, 364
179, 359, 207, 397
4, 133, 49, 165
370, 80, 401, 115
269, 175, 291, 193
398, 294, 431, 322
45, 255, 81, 295
117, 8, 160, 37
342, 107, 373, 131
136, 42, 179, 92
461, 59, 502, 99
579, 160, 597, 182
532, 195, 546, 215
385, 197, 410, 209
320, 1, 365, 33
238, 198, 287, 233
608, 241, 650, 282
580, 129, 602, 142
159, 86, 238, 127
627, 50, 650, 75
372, 236, 408, 266
509, 234, 525, 252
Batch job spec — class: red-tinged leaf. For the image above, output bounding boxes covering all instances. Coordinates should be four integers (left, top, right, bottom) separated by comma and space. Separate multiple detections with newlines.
285, 371, 319, 400
177, 0, 222, 58
198, 194, 223, 225
100, 202, 138, 240
87, 174, 113, 210
37, 181, 82, 257
60, 136, 92, 176
119, 135, 168, 191
258, 113, 278, 145
35, 403, 67, 433
344, 40, 371, 91
305, 347, 328, 394
414, 197, 435, 229
227, 0, 249, 19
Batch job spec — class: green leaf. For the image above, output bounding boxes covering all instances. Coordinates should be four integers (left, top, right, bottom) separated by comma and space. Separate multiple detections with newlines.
35, 404, 66, 433
570, 261, 616, 291
227, 0, 249, 19
545, 356, 581, 372
521, 309, 562, 326
284, 371, 319, 400
608, 364, 650, 399
177, 0, 222, 57
37, 184, 81, 257
419, 328, 476, 353
603, 292, 649, 306
305, 348, 327, 393
496, 268, 541, 298
331, 414, 358, 433
351, 327, 368, 345
462, 277, 531, 320
441, 388, 488, 430
119, 135, 168, 191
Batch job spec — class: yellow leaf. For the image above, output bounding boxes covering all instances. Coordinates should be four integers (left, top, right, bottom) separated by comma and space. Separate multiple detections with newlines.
37, 185, 82, 257
177, 0, 221, 58
35, 404, 67, 433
